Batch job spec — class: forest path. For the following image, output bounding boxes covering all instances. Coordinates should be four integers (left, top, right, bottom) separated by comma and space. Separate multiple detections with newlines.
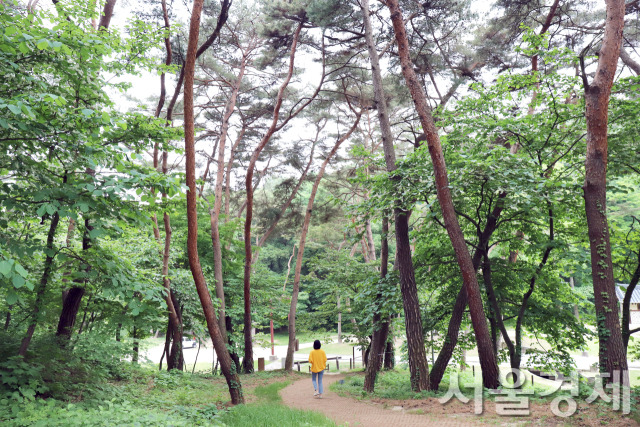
279, 373, 476, 426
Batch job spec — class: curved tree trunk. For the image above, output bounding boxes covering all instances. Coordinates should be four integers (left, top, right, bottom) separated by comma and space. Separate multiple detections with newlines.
211, 57, 247, 348
183, 0, 243, 404
284, 111, 362, 370
362, 0, 430, 391
387, 0, 499, 389
19, 212, 60, 356
151, 1, 184, 369
242, 22, 305, 374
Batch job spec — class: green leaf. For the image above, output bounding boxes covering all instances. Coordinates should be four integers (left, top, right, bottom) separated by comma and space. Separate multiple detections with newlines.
81, 108, 94, 117
7, 104, 21, 115
88, 228, 103, 239
36, 39, 49, 50
0, 260, 11, 277
14, 263, 27, 278
12, 275, 25, 289
101, 111, 110, 124
6, 291, 18, 306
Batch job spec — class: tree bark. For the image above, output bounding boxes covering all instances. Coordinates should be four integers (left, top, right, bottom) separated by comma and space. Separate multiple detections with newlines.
583, 0, 628, 384
149, 0, 185, 371
224, 128, 245, 218
54, 0, 119, 343
20, 212, 60, 356
167, 290, 184, 370
364, 213, 391, 392
387, 0, 499, 389
210, 57, 247, 348
429, 194, 506, 390
165, 0, 231, 123
183, 0, 243, 404
362, 0, 430, 391
97, 0, 117, 30
244, 22, 304, 374
284, 111, 362, 370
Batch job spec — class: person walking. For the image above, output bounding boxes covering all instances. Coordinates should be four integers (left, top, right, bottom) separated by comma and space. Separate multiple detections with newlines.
309, 339, 327, 398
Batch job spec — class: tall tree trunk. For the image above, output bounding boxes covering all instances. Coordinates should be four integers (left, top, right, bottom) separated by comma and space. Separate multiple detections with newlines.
429, 1, 563, 389
362, 0, 430, 391
55, 0, 119, 343
364, 214, 391, 392
19, 212, 60, 356
429, 195, 506, 390
211, 58, 247, 349
56, 286, 85, 339
384, 328, 395, 370
167, 290, 184, 370
243, 22, 305, 374
482, 255, 516, 366
151, 1, 184, 371
183, 0, 243, 404
387, 0, 499, 389
132, 325, 139, 363
582, 0, 628, 384
164, 0, 231, 123
97, 0, 117, 30
284, 111, 362, 370
56, 218, 91, 340
4, 305, 11, 331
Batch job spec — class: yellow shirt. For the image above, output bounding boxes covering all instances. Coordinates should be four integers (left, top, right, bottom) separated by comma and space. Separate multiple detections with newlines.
308, 349, 327, 373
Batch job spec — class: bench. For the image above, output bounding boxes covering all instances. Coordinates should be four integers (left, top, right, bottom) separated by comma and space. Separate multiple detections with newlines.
293, 356, 342, 372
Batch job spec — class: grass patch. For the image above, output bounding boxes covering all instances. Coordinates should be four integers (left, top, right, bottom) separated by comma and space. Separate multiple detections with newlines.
253, 381, 290, 403
218, 376, 336, 426
331, 368, 570, 401
218, 403, 335, 427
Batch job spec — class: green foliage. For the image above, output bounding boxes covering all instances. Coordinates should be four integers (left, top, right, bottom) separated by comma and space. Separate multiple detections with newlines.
218, 402, 335, 427
219, 379, 335, 427
0, 332, 131, 404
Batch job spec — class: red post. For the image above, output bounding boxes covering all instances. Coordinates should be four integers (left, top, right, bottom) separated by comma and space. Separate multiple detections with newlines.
270, 317, 274, 356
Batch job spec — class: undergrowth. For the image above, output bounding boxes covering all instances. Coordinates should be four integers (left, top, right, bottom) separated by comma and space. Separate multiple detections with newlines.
218, 377, 337, 426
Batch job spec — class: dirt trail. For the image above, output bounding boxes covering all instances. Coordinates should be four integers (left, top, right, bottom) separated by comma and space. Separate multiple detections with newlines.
279, 373, 639, 426
279, 373, 476, 426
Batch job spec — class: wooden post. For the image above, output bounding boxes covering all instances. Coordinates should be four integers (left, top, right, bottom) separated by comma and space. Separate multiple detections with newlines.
258, 357, 265, 371
295, 338, 299, 351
